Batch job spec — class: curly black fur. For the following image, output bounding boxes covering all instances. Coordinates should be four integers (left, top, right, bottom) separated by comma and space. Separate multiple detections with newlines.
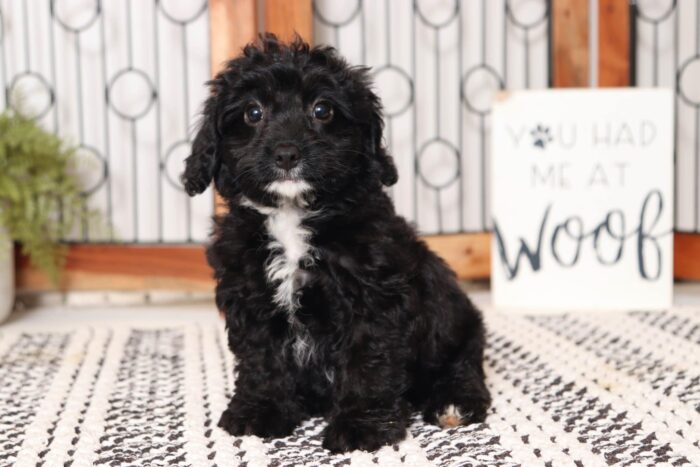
182, 34, 490, 453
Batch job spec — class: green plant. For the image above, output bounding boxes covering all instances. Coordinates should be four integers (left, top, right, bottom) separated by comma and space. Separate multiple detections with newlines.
0, 109, 95, 282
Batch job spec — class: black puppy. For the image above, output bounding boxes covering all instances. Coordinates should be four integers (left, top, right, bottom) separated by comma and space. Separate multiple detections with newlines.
182, 34, 490, 453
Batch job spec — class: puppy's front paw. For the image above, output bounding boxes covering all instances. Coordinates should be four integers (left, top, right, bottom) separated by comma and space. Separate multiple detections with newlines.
218, 398, 299, 439
322, 413, 406, 453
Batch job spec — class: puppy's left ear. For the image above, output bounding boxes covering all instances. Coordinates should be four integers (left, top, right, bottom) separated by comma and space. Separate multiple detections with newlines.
181, 95, 220, 196
370, 109, 398, 187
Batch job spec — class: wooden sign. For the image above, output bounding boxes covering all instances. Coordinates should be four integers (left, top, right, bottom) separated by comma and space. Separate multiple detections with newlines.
491, 89, 674, 312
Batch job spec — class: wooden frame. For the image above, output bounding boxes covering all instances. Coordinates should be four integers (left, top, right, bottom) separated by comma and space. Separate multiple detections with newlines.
20, 0, 697, 289
14, 0, 594, 289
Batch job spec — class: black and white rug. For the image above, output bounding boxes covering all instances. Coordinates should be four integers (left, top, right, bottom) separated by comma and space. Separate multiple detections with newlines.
1, 307, 700, 466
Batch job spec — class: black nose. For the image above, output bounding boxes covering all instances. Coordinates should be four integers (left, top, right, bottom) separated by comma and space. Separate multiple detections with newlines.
274, 144, 301, 171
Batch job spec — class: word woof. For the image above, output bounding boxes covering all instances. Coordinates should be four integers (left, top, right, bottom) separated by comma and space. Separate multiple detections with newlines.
493, 190, 668, 281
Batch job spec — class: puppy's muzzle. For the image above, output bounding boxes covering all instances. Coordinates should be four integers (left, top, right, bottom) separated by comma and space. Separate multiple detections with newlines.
274, 143, 301, 172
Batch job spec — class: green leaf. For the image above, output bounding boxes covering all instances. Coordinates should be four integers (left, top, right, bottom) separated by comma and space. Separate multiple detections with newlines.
0, 108, 105, 283
0, 177, 20, 202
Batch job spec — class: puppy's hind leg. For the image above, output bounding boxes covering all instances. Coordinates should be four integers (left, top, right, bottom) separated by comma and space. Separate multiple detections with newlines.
423, 361, 491, 429
422, 313, 491, 428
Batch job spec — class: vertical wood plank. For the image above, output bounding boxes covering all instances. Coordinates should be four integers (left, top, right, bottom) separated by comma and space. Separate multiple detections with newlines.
209, 0, 258, 76
209, 0, 257, 214
598, 0, 631, 86
552, 0, 590, 87
264, 0, 312, 43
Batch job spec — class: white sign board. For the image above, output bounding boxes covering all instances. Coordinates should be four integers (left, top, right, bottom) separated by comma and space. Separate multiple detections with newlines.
491, 89, 674, 312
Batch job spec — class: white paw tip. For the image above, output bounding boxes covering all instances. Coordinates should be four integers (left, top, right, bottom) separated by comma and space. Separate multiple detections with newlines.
437, 404, 463, 428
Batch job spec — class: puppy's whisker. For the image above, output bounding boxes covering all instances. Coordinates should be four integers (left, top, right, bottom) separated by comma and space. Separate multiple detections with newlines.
228, 166, 257, 186
340, 149, 373, 156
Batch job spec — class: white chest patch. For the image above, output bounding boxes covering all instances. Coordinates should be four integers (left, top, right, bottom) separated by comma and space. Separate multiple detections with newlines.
264, 203, 313, 312
241, 196, 314, 314
241, 195, 317, 366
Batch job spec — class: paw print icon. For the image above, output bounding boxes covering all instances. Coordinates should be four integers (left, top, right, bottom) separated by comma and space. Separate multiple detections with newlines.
530, 124, 553, 149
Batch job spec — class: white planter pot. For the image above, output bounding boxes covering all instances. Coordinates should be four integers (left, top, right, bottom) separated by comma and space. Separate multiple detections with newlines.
0, 230, 14, 324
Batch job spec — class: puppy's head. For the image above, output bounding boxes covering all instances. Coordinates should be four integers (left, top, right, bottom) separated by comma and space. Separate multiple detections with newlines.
181, 34, 397, 206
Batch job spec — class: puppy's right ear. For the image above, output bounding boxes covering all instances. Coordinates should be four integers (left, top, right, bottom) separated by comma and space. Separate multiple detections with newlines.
182, 95, 220, 196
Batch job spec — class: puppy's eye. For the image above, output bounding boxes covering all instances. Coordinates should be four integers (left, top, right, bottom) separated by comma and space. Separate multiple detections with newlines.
244, 104, 263, 125
312, 101, 333, 122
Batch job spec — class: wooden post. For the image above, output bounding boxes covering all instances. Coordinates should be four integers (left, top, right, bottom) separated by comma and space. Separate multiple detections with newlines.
598, 0, 631, 87
263, 0, 312, 42
210, 0, 258, 215
209, 0, 258, 77
552, 0, 590, 87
